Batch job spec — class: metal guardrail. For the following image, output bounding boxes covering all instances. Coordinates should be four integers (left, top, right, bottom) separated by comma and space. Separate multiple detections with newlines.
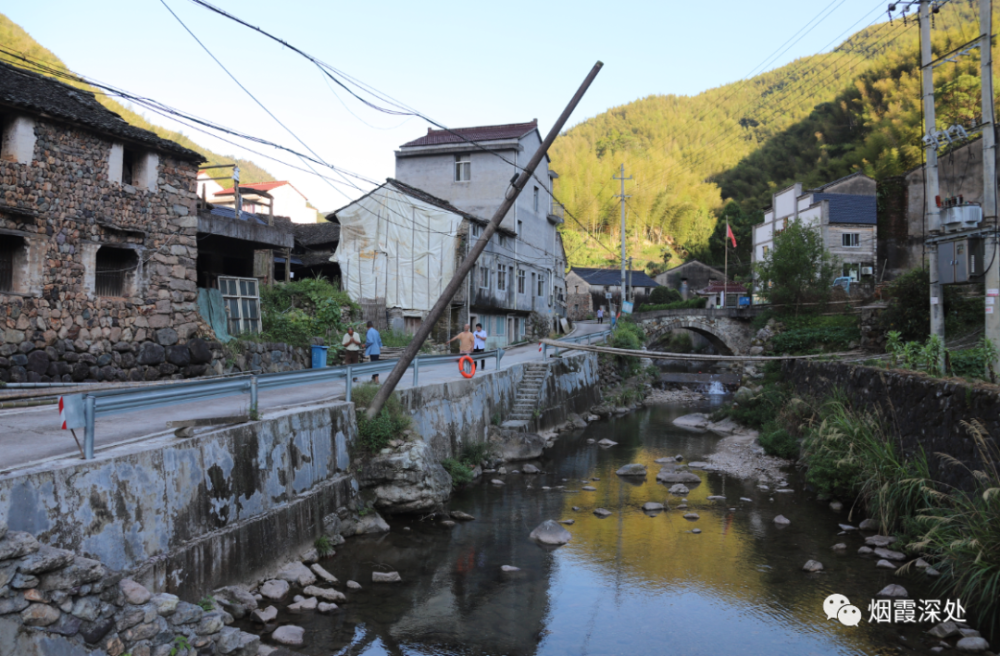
62, 349, 505, 460
542, 328, 611, 358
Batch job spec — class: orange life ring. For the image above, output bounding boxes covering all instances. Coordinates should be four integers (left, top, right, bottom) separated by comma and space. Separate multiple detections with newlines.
458, 355, 476, 378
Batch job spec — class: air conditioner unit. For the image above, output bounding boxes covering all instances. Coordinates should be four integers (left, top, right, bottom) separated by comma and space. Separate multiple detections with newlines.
860, 266, 874, 276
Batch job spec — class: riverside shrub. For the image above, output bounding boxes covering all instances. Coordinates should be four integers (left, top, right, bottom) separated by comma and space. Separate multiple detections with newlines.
351, 382, 411, 453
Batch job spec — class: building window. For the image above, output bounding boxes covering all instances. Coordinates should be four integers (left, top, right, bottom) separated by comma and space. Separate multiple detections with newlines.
762, 245, 770, 258
517, 220, 523, 236
471, 222, 482, 238
0, 235, 25, 293
479, 264, 490, 289
496, 316, 505, 336
498, 234, 509, 249
842, 233, 860, 248
537, 273, 545, 296
533, 187, 539, 212
121, 148, 136, 185
95, 246, 137, 297
497, 263, 507, 291
455, 154, 471, 182
517, 268, 525, 294
219, 276, 261, 335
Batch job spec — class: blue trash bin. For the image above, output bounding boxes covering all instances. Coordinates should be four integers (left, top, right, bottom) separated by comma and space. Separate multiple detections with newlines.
310, 345, 329, 369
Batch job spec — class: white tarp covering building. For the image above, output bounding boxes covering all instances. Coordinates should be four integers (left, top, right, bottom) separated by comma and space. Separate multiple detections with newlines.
332, 179, 471, 312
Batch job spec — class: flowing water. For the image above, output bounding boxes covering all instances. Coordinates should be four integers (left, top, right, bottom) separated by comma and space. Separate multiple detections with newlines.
250, 400, 945, 656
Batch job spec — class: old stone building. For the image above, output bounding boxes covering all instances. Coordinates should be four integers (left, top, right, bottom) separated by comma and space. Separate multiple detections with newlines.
0, 61, 212, 383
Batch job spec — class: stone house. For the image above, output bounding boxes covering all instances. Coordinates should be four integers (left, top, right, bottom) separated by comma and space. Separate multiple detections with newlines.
565, 267, 660, 320
394, 120, 567, 337
0, 61, 291, 383
654, 260, 726, 299
752, 172, 877, 284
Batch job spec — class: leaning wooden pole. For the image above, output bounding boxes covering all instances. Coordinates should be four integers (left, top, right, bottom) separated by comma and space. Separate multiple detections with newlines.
364, 61, 604, 419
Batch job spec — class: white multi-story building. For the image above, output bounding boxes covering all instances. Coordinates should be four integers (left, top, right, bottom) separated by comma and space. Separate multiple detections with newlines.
752, 172, 878, 282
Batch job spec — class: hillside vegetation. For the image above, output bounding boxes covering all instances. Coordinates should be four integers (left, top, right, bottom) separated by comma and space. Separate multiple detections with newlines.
0, 13, 277, 186
552, 1, 991, 275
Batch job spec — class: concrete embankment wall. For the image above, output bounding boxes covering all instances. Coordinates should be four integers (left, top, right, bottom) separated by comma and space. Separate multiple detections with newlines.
783, 360, 1000, 490
0, 403, 357, 600
400, 353, 602, 460
0, 353, 601, 602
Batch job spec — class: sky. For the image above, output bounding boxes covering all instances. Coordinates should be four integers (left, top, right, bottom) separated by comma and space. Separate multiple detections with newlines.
5, 0, 890, 213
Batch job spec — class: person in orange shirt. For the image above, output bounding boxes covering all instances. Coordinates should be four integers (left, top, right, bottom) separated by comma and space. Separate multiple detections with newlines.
449, 324, 476, 356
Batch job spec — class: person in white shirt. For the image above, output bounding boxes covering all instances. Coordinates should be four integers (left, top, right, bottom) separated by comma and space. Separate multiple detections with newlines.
473, 322, 488, 370
597, 307, 604, 324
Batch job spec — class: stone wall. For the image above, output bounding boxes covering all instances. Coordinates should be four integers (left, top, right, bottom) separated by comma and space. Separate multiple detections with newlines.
0, 117, 207, 384
783, 360, 1000, 490
0, 402, 358, 600
0, 533, 260, 656
398, 353, 601, 460
215, 340, 310, 375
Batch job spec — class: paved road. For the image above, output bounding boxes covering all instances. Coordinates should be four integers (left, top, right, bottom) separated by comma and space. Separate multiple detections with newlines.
0, 323, 607, 473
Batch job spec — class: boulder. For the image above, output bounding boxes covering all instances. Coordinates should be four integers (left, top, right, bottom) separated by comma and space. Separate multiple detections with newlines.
357, 442, 451, 513
17, 545, 75, 574
488, 426, 546, 461
302, 586, 345, 603
260, 579, 290, 601
615, 463, 647, 477
683, 513, 700, 520
956, 638, 990, 653
928, 621, 966, 639
451, 510, 475, 521
120, 579, 151, 605
0, 531, 40, 560
667, 484, 690, 495
372, 571, 402, 583
597, 438, 618, 448
876, 559, 896, 569
802, 560, 824, 572
567, 413, 588, 429
272, 625, 305, 646
213, 585, 257, 618
773, 515, 791, 526
252, 606, 278, 624
288, 597, 318, 611
593, 508, 612, 518
858, 546, 873, 555
864, 535, 897, 547
656, 471, 701, 484
521, 464, 541, 475
673, 413, 711, 431
276, 562, 316, 587
165, 344, 191, 367
642, 502, 665, 511
874, 547, 906, 561
346, 580, 362, 590
155, 328, 179, 346
859, 518, 879, 531
342, 512, 391, 536
831, 543, 847, 552
188, 337, 213, 364
529, 520, 571, 546
318, 602, 339, 613
136, 342, 165, 366
829, 500, 844, 512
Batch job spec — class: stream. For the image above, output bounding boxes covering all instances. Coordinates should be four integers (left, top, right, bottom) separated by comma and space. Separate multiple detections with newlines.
252, 398, 946, 656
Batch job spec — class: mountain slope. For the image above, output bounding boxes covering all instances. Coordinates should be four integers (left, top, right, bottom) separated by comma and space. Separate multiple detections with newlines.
0, 12, 276, 186
551, 1, 990, 273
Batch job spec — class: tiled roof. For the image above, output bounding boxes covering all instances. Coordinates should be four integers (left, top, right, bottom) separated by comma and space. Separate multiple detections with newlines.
214, 181, 291, 196
293, 222, 340, 246
699, 281, 747, 294
400, 120, 538, 148
812, 193, 877, 225
570, 267, 660, 288
810, 171, 872, 192
0, 61, 202, 161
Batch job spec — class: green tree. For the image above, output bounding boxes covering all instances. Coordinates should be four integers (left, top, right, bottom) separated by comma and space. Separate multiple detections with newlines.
754, 220, 838, 315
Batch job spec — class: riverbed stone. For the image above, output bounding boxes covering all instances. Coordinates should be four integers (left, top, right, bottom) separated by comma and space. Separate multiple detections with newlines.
876, 584, 908, 598
346, 580, 361, 590
691, 528, 702, 534
874, 547, 906, 561
529, 520, 572, 545
802, 560, 824, 572
491, 479, 505, 486
581, 485, 596, 491
489, 426, 546, 461
214, 585, 257, 619
928, 621, 966, 639
956, 637, 990, 652
318, 602, 339, 614
276, 562, 316, 587
831, 543, 847, 552
521, 464, 541, 475
261, 579, 291, 600
303, 586, 346, 603
865, 535, 897, 547
829, 500, 844, 512
288, 597, 318, 611
656, 471, 701, 484
875, 559, 896, 570
773, 515, 791, 526
597, 438, 618, 448
673, 413, 710, 431
272, 625, 305, 646
858, 546, 873, 555
642, 502, 664, 511
372, 571, 402, 583
616, 463, 647, 477
668, 484, 690, 495
253, 606, 278, 624
859, 518, 879, 531
683, 513, 699, 520
310, 564, 337, 584
593, 508, 612, 518
357, 442, 452, 513
450, 510, 475, 521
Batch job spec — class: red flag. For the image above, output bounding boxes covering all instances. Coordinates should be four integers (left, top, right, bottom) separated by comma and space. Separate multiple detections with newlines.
726, 223, 737, 248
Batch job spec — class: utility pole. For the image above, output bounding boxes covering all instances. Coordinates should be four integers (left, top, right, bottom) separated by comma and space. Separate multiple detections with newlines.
627, 257, 633, 303
364, 62, 604, 420
613, 164, 632, 315
981, 0, 1000, 374
921, 0, 946, 373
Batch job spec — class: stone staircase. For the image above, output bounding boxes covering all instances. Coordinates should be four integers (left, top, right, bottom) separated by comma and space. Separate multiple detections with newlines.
506, 362, 549, 425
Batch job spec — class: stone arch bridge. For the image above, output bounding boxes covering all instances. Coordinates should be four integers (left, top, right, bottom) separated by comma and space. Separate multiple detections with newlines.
633, 307, 762, 356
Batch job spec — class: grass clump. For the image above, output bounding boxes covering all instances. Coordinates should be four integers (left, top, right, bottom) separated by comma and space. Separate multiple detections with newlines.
913, 422, 1000, 637
197, 597, 215, 612
758, 421, 799, 459
351, 382, 411, 453
441, 458, 474, 488
314, 535, 334, 557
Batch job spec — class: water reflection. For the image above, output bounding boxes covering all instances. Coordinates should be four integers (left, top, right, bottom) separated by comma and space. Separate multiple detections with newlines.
257, 403, 938, 656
